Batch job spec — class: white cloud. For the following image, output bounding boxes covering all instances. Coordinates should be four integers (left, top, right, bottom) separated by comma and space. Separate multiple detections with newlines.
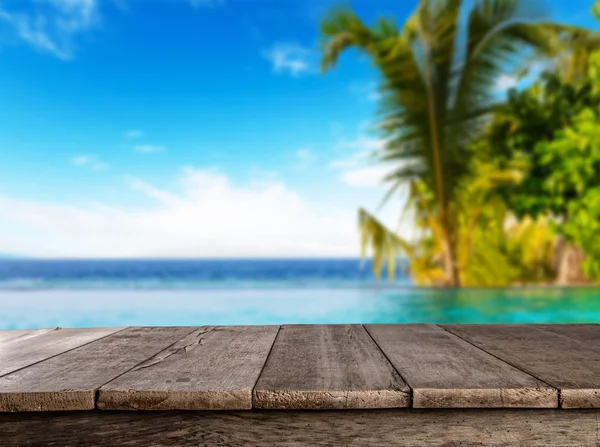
0, 167, 374, 258
0, 0, 99, 60
262, 43, 315, 77
494, 74, 520, 92
134, 145, 166, 153
125, 130, 144, 139
248, 165, 279, 185
329, 151, 369, 169
330, 135, 388, 187
339, 167, 389, 188
329, 136, 384, 170
72, 155, 90, 166
50, 0, 96, 31
71, 154, 108, 171
336, 136, 385, 152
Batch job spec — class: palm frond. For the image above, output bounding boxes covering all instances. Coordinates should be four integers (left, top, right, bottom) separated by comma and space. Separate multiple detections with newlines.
358, 208, 414, 281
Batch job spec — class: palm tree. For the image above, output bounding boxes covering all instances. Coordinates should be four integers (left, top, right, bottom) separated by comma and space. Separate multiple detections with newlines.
321, 0, 568, 286
559, 0, 600, 81
359, 162, 557, 287
546, 28, 600, 82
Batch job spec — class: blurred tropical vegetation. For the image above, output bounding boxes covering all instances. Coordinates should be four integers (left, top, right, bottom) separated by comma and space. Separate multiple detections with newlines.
321, 0, 600, 287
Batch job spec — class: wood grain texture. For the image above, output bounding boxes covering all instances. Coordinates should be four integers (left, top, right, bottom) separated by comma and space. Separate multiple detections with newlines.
1, 409, 599, 447
253, 325, 409, 410
0, 327, 196, 412
0, 328, 55, 344
0, 327, 124, 377
365, 324, 556, 408
534, 324, 600, 343
98, 326, 279, 411
442, 324, 600, 409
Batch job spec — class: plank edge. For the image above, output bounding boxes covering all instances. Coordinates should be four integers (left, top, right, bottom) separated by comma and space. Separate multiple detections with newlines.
97, 388, 253, 411
0, 390, 95, 412
413, 387, 558, 409
253, 389, 410, 410
560, 388, 600, 409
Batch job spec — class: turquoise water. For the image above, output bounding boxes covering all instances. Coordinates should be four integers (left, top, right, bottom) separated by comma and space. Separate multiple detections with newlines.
1, 260, 599, 329
1, 287, 600, 329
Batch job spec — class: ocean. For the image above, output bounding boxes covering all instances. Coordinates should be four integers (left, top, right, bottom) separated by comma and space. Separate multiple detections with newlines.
0, 258, 404, 290
0, 259, 599, 329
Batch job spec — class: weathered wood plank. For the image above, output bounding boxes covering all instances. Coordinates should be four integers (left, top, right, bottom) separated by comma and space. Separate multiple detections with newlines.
253, 324, 410, 409
442, 324, 600, 409
2, 409, 599, 447
97, 326, 279, 411
365, 324, 556, 408
0, 328, 55, 344
535, 324, 600, 343
0, 327, 124, 377
0, 326, 196, 412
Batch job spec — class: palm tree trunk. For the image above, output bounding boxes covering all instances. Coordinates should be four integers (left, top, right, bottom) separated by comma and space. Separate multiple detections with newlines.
554, 239, 589, 285
441, 211, 460, 287
446, 236, 461, 287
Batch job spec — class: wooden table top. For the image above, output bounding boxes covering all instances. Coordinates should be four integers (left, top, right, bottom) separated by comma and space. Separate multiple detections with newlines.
0, 324, 598, 412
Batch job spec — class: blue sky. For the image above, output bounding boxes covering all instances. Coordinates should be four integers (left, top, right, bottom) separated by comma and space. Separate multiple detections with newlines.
0, 0, 597, 258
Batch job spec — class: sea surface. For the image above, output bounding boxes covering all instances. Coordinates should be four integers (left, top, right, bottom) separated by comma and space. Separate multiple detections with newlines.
0, 259, 599, 329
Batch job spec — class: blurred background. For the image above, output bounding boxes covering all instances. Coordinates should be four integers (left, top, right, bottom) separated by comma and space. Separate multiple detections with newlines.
1, 0, 600, 328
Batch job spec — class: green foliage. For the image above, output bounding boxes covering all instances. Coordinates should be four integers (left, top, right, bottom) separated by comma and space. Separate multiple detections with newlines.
483, 52, 600, 282
538, 101, 600, 279
485, 70, 600, 219
454, 159, 556, 286
321, 0, 562, 286
324, 0, 600, 287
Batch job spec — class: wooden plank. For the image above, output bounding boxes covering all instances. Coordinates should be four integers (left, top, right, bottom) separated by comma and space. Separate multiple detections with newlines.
253, 324, 410, 410
365, 324, 556, 408
0, 327, 124, 377
0, 328, 55, 344
534, 324, 600, 343
98, 326, 279, 411
0, 326, 196, 412
442, 324, 600, 409
2, 409, 600, 447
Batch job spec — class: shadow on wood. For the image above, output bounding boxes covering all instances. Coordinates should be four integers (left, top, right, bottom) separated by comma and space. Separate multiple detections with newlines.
1, 409, 599, 447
